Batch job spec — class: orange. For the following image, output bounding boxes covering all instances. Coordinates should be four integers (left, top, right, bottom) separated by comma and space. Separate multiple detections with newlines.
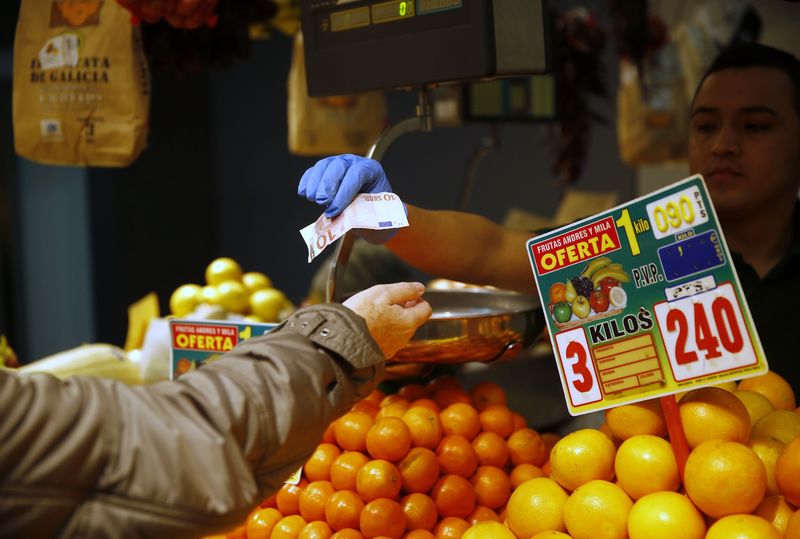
377, 402, 411, 420
776, 435, 800, 506
205, 257, 242, 286
431, 474, 476, 518
752, 409, 800, 443
511, 412, 527, 432
322, 423, 337, 444
684, 440, 767, 518
299, 481, 336, 522
426, 375, 463, 395
787, 509, 800, 539
242, 271, 271, 293
738, 371, 797, 411
439, 403, 481, 441
400, 493, 437, 532
754, 495, 796, 536
325, 490, 364, 531
550, 429, 616, 491
272, 515, 308, 539
169, 283, 201, 316
404, 531, 435, 539
398, 447, 440, 494
436, 435, 479, 478
470, 465, 511, 509
335, 412, 375, 452
305, 444, 343, 482
410, 399, 441, 413
505, 477, 568, 537
748, 436, 785, 496
530, 533, 572, 539
507, 427, 548, 466
604, 399, 667, 440
366, 389, 386, 404
366, 417, 412, 462
705, 514, 782, 539
614, 435, 679, 500
225, 524, 247, 539
433, 387, 472, 409
678, 387, 751, 448
330, 529, 364, 539
330, 451, 370, 491
246, 507, 282, 539
468, 382, 508, 411
461, 521, 515, 539
397, 384, 430, 402
402, 407, 444, 450
466, 505, 500, 525
509, 463, 545, 489
351, 400, 381, 419
478, 405, 515, 438
381, 395, 411, 409
277, 479, 309, 516
432, 517, 470, 539
541, 432, 561, 454
733, 389, 775, 425
217, 280, 249, 313
360, 498, 407, 539
563, 480, 632, 539
626, 491, 705, 539
472, 431, 509, 468
299, 521, 333, 539
356, 460, 402, 502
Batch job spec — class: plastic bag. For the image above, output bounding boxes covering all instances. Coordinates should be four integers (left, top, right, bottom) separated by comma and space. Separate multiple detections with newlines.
13, 0, 150, 167
287, 31, 387, 156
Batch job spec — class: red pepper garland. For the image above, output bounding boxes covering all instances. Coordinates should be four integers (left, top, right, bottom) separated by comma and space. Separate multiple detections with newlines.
115, 0, 220, 29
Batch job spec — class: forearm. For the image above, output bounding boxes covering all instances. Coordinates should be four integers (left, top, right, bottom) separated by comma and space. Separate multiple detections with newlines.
387, 205, 538, 294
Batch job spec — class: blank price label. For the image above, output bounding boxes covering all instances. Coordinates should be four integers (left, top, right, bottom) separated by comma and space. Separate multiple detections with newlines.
555, 327, 602, 407
654, 282, 757, 381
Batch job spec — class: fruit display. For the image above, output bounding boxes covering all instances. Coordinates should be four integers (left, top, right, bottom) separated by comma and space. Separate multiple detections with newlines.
211, 370, 800, 539
169, 257, 294, 323
548, 256, 630, 328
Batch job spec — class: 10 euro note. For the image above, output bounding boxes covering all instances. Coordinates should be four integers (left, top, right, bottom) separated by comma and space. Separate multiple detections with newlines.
300, 193, 409, 262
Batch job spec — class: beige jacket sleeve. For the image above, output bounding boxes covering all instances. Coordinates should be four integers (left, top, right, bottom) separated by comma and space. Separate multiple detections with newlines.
0, 304, 385, 539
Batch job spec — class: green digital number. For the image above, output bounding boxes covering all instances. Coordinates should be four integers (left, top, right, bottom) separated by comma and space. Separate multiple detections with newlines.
399, 1, 407, 16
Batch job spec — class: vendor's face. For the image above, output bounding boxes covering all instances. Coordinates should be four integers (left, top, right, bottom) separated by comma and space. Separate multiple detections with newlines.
689, 67, 800, 220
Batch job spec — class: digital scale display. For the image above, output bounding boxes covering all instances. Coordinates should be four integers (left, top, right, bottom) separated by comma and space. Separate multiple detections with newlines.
326, 0, 463, 33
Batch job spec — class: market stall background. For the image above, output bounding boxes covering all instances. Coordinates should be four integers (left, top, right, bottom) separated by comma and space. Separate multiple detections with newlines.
0, 0, 798, 364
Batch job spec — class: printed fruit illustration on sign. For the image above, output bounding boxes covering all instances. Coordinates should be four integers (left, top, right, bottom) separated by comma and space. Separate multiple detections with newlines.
571, 296, 591, 319
589, 290, 610, 313
553, 302, 572, 324
549, 283, 567, 304
549, 256, 632, 324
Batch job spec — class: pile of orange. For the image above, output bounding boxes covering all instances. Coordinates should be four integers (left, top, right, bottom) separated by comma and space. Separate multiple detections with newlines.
212, 371, 800, 539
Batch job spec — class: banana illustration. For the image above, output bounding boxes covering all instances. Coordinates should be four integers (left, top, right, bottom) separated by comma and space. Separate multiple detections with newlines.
591, 267, 632, 287
581, 257, 612, 279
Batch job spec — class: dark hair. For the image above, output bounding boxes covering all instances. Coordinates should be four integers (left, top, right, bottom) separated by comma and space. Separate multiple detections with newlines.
692, 42, 800, 115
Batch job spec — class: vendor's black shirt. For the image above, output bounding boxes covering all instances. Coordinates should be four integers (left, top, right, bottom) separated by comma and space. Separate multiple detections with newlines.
731, 202, 800, 389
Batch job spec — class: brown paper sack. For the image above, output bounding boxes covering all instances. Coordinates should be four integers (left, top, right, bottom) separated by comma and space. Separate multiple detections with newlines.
13, 0, 150, 167
287, 31, 387, 156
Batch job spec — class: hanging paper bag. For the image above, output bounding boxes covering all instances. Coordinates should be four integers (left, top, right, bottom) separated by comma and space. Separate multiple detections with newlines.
13, 0, 150, 167
287, 31, 387, 156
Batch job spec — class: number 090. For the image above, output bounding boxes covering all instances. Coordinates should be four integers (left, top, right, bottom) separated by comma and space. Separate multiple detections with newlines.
653, 195, 695, 234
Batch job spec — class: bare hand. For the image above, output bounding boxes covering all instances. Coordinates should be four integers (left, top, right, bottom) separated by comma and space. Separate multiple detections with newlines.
343, 282, 432, 359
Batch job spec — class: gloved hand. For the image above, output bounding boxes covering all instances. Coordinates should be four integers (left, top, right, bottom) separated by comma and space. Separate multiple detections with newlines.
298, 154, 393, 218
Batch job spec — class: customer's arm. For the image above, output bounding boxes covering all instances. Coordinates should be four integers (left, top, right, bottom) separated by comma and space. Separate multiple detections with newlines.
0, 284, 431, 538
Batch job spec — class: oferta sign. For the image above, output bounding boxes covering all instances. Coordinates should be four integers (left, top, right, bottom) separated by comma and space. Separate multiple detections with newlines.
527, 175, 767, 415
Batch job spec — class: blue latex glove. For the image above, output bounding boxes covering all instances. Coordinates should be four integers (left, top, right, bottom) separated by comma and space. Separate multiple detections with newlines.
298, 154, 393, 218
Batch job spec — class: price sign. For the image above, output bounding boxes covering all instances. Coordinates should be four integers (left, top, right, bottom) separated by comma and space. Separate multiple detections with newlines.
527, 175, 767, 415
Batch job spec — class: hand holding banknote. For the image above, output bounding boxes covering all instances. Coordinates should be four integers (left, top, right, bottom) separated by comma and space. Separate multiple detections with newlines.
300, 192, 409, 262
